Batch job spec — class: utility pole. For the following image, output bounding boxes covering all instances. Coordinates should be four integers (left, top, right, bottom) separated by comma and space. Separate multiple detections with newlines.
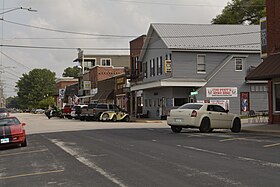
0, 2, 37, 107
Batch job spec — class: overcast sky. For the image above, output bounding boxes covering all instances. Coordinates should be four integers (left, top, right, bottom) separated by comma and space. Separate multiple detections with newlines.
0, 0, 230, 97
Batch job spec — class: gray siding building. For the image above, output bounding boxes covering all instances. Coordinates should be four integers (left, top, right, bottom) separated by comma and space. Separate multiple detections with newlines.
131, 23, 267, 119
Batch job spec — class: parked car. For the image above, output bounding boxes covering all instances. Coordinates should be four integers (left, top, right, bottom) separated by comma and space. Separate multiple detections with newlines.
0, 108, 9, 118
0, 117, 27, 147
71, 105, 88, 119
80, 103, 123, 121
35, 108, 45, 114
167, 103, 241, 133
100, 108, 129, 122
62, 105, 73, 119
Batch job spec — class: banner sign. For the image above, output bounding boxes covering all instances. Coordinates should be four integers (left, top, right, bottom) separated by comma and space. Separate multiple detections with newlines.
206, 87, 237, 97
197, 100, 230, 110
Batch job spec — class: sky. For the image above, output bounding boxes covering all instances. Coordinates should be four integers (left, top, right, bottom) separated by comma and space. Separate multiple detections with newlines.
0, 0, 230, 97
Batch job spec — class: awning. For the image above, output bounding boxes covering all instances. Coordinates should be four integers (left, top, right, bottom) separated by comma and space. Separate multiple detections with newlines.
246, 53, 280, 80
92, 90, 114, 101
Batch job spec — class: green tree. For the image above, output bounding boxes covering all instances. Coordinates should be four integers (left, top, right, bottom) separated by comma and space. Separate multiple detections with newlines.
212, 0, 266, 25
6, 96, 20, 109
38, 96, 55, 109
16, 68, 56, 109
62, 66, 79, 78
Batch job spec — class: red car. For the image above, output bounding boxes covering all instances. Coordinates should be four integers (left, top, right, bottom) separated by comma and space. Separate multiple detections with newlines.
0, 117, 27, 147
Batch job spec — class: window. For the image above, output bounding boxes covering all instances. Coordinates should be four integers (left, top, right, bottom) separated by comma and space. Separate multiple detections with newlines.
235, 58, 243, 71
157, 57, 162, 75
213, 105, 226, 113
250, 85, 268, 92
101, 58, 112, 66
135, 57, 138, 77
197, 55, 206, 73
151, 59, 155, 76
143, 62, 147, 78
84, 58, 96, 69
275, 83, 280, 112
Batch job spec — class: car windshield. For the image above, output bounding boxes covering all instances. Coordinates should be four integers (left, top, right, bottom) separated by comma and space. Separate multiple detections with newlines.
178, 103, 203, 110
0, 118, 20, 126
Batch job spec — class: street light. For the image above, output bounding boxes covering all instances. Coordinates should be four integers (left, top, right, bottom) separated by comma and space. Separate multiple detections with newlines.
0, 7, 37, 15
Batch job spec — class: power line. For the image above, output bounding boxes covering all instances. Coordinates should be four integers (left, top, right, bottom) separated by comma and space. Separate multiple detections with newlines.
2, 19, 261, 39
106, 0, 266, 7
2, 19, 138, 38
0, 43, 260, 51
0, 51, 31, 70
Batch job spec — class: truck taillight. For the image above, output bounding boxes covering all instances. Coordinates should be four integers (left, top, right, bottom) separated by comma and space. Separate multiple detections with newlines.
191, 110, 197, 117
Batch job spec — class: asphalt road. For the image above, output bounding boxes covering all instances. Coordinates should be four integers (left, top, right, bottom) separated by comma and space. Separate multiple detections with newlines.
0, 113, 280, 187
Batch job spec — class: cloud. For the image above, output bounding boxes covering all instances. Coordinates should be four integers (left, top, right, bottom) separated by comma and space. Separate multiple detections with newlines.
1, 0, 229, 97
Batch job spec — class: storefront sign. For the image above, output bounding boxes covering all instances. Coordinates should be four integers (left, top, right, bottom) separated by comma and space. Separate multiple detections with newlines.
197, 100, 230, 110
206, 87, 237, 97
164, 60, 172, 73
83, 81, 91, 90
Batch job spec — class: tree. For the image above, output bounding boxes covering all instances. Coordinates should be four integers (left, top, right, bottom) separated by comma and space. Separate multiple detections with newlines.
6, 96, 20, 109
38, 97, 55, 109
212, 0, 266, 25
16, 68, 56, 109
62, 66, 79, 78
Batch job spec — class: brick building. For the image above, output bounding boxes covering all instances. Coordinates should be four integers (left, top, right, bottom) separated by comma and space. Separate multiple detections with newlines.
129, 35, 146, 117
55, 77, 78, 108
79, 66, 125, 104
246, 0, 280, 124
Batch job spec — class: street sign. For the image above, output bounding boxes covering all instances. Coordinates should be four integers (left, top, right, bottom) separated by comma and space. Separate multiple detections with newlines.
191, 91, 198, 96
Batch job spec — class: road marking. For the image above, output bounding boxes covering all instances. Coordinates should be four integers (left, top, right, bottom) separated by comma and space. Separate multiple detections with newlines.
238, 157, 280, 168
178, 145, 280, 169
220, 137, 259, 142
264, 142, 280, 148
0, 149, 48, 157
0, 170, 64, 180
51, 139, 128, 187
179, 145, 227, 156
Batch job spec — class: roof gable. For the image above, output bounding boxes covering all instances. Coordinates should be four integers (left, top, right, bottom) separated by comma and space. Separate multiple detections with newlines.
140, 23, 260, 61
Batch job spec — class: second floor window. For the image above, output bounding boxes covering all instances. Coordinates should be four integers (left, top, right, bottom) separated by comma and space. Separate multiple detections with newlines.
84, 59, 96, 68
143, 62, 147, 78
197, 54, 206, 73
157, 57, 162, 75
101, 58, 112, 66
235, 58, 243, 71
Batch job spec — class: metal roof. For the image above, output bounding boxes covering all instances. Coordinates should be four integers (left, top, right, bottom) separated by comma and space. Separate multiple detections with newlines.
246, 53, 280, 80
151, 23, 260, 51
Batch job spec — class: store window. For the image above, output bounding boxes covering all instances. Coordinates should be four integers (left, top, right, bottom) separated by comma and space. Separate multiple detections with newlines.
275, 83, 280, 112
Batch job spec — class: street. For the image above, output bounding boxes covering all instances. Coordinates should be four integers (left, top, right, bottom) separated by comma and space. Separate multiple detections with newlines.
0, 113, 280, 187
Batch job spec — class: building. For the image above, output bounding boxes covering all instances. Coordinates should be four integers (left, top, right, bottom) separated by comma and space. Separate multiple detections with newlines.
131, 23, 267, 119
90, 73, 130, 111
79, 66, 125, 104
246, 0, 280, 124
129, 35, 146, 117
55, 77, 78, 108
73, 51, 130, 104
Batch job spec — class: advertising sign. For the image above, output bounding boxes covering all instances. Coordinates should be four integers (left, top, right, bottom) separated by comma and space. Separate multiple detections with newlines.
164, 60, 172, 73
206, 87, 238, 97
260, 17, 267, 58
83, 81, 91, 90
240, 92, 250, 112
197, 100, 230, 110
59, 89, 65, 99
